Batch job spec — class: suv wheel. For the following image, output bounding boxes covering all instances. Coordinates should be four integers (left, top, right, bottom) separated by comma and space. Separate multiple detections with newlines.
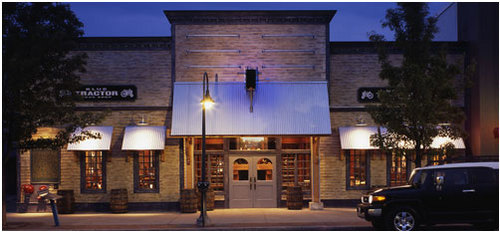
385, 206, 419, 231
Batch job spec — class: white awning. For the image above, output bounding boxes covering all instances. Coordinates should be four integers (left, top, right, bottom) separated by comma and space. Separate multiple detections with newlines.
171, 81, 332, 136
67, 126, 113, 151
122, 126, 166, 150
339, 126, 466, 150
338, 126, 386, 150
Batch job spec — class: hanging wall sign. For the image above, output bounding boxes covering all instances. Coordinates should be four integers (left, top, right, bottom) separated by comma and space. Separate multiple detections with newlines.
357, 87, 388, 103
60, 85, 137, 101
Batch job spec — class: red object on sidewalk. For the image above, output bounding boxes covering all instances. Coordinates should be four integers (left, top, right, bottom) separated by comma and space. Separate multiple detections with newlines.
22, 184, 34, 194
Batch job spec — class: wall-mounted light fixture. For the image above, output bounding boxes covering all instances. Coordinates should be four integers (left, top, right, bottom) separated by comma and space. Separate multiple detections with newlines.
355, 116, 367, 127
137, 115, 148, 126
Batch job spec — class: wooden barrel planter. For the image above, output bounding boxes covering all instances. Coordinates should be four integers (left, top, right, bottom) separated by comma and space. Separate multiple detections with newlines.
180, 189, 198, 213
110, 189, 128, 213
197, 187, 215, 211
287, 186, 303, 210
56, 190, 75, 214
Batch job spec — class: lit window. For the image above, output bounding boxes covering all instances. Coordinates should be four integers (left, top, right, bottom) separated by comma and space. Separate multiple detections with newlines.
233, 158, 249, 181
134, 150, 159, 192
194, 154, 224, 192
282, 137, 310, 149
346, 150, 370, 190
239, 137, 265, 150
387, 152, 409, 186
81, 151, 105, 193
281, 153, 311, 200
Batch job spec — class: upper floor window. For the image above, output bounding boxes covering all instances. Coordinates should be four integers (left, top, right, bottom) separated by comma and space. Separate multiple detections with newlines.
346, 150, 370, 190
134, 150, 159, 193
81, 151, 106, 193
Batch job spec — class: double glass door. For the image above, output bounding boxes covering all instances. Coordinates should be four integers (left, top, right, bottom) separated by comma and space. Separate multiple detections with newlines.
229, 155, 276, 208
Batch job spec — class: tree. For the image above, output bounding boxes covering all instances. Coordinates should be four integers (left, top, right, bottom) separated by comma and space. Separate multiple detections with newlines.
368, 3, 471, 168
3, 2, 105, 223
3, 2, 105, 152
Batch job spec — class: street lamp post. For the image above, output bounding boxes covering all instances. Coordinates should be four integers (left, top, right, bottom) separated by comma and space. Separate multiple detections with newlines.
197, 72, 214, 227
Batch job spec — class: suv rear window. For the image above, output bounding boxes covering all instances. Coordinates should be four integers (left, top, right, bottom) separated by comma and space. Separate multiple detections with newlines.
469, 167, 496, 184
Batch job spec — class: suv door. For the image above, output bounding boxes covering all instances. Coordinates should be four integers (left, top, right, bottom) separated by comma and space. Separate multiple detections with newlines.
426, 168, 471, 221
467, 167, 499, 220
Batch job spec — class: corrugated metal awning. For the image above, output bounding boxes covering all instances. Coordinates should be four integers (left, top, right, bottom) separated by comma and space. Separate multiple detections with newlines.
171, 81, 332, 136
339, 126, 466, 150
67, 126, 113, 151
122, 126, 166, 150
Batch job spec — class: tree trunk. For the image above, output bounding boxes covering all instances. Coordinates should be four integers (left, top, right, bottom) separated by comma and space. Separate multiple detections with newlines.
414, 141, 422, 168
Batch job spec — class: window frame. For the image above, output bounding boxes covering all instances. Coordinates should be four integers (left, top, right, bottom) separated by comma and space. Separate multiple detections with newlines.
80, 151, 107, 194
133, 150, 160, 193
345, 150, 371, 190
386, 153, 411, 186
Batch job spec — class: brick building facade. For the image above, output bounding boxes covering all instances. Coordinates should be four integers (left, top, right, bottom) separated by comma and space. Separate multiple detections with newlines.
17, 11, 468, 211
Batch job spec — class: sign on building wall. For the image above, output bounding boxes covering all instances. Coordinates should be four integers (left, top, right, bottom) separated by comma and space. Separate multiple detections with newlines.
59, 85, 137, 101
357, 87, 388, 103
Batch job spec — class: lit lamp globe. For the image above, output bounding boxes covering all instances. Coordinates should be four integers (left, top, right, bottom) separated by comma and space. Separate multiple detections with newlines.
200, 93, 215, 109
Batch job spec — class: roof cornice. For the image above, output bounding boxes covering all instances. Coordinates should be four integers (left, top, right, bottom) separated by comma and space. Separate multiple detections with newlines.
330, 41, 467, 54
164, 10, 336, 25
75, 37, 171, 51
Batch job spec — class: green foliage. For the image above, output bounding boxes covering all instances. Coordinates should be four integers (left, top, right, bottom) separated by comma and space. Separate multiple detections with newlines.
3, 2, 105, 151
368, 3, 470, 167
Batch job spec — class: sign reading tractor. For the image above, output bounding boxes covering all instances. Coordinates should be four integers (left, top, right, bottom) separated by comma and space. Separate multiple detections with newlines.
357, 87, 388, 103
60, 85, 137, 101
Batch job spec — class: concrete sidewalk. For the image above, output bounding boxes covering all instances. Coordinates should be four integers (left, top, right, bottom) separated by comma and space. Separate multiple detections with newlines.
4, 208, 372, 231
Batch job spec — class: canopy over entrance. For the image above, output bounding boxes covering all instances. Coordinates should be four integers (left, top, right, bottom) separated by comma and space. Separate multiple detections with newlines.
171, 81, 332, 136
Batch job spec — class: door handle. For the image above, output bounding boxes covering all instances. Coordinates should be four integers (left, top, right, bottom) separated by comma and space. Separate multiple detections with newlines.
253, 177, 256, 190
462, 189, 475, 193
250, 178, 252, 190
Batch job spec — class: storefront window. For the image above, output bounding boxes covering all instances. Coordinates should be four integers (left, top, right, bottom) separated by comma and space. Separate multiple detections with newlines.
281, 153, 311, 199
387, 152, 409, 186
81, 151, 105, 193
346, 150, 370, 190
427, 152, 448, 166
134, 150, 159, 193
194, 153, 224, 192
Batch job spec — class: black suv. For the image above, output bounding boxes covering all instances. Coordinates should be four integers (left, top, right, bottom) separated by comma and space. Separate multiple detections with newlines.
357, 162, 499, 231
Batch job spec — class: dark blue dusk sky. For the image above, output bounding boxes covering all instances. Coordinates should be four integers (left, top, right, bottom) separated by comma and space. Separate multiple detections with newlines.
68, 2, 452, 41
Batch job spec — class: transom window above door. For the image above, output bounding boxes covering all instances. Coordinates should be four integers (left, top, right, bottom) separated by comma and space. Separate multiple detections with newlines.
229, 137, 277, 150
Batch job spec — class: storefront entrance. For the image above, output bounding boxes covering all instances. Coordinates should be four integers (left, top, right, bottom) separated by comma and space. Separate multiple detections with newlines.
229, 155, 277, 208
